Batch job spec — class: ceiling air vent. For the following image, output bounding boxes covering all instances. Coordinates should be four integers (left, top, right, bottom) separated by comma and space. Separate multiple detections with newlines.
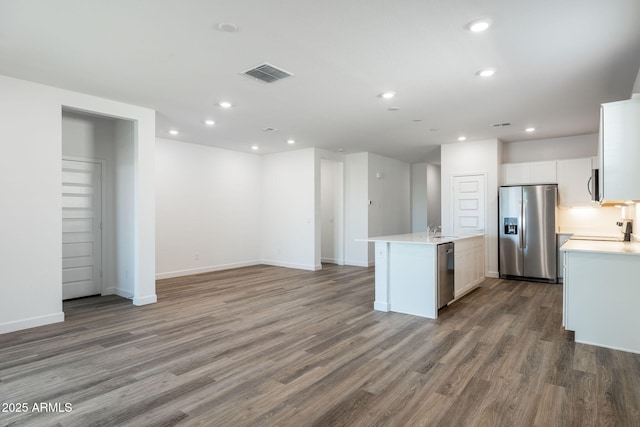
242, 63, 293, 83
492, 122, 511, 127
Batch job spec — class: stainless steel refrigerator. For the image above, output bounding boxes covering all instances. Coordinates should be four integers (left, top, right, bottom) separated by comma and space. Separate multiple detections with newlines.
499, 184, 557, 283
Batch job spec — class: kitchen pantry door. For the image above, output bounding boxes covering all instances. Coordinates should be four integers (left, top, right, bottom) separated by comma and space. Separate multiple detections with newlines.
452, 174, 486, 236
62, 159, 103, 300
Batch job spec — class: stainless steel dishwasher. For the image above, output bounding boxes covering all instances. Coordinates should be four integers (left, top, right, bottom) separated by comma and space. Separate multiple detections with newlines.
437, 242, 455, 309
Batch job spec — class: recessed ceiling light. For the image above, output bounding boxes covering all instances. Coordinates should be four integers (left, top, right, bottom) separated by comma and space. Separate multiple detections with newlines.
218, 101, 232, 108
466, 18, 492, 32
458, 136, 467, 141
204, 119, 215, 126
169, 129, 179, 135
287, 139, 296, 145
251, 145, 259, 150
380, 91, 396, 99
525, 127, 536, 132
477, 68, 496, 77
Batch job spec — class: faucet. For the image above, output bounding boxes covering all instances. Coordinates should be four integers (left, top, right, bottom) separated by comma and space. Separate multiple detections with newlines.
623, 221, 633, 242
617, 220, 633, 242
427, 225, 441, 236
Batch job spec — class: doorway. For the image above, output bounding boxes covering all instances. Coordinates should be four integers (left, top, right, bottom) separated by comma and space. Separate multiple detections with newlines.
320, 159, 345, 265
61, 109, 137, 302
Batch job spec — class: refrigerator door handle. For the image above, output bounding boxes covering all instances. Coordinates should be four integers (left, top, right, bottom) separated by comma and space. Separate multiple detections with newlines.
520, 200, 526, 249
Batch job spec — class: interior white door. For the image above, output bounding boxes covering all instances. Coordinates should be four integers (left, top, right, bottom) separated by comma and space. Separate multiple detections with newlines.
62, 159, 103, 300
452, 174, 486, 236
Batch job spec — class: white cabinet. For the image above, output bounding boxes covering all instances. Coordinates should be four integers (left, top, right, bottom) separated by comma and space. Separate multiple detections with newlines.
556, 158, 593, 206
563, 248, 640, 353
502, 161, 557, 185
502, 163, 529, 185
453, 235, 485, 298
599, 97, 640, 201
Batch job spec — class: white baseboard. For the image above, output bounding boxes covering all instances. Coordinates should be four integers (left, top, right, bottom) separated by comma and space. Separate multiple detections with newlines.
261, 259, 318, 271
103, 287, 152, 305
575, 337, 640, 355
133, 294, 157, 306
345, 259, 372, 267
155, 260, 262, 280
114, 288, 134, 299
374, 301, 390, 312
0, 312, 65, 335
486, 271, 499, 278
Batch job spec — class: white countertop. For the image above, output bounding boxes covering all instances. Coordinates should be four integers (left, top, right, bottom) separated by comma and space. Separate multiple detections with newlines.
560, 239, 640, 255
362, 232, 484, 245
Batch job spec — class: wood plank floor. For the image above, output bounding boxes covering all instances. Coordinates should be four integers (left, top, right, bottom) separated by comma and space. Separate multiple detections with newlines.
1, 264, 639, 426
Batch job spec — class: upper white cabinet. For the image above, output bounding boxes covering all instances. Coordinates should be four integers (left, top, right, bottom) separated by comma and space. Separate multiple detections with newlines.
599, 97, 640, 202
502, 160, 557, 185
557, 158, 593, 206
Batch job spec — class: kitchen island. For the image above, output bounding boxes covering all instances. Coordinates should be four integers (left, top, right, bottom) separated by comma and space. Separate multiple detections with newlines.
561, 239, 640, 354
364, 233, 485, 319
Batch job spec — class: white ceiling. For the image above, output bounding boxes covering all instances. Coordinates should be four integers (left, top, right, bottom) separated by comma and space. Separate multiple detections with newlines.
1, 0, 639, 162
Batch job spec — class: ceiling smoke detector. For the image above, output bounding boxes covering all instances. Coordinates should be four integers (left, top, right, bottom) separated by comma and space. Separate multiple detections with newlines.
242, 63, 293, 84
262, 127, 279, 132
216, 23, 239, 33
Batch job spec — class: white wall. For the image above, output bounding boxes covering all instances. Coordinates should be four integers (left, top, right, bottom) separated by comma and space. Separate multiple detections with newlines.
427, 164, 441, 228
345, 153, 369, 266
261, 148, 318, 270
411, 163, 427, 232
114, 120, 136, 298
503, 134, 597, 163
557, 206, 624, 236
411, 163, 442, 232
367, 153, 411, 263
343, 152, 411, 266
155, 138, 262, 278
0, 74, 156, 334
442, 139, 501, 278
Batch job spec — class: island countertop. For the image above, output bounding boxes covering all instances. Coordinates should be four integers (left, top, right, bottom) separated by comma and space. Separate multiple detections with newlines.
560, 239, 640, 255
362, 232, 484, 245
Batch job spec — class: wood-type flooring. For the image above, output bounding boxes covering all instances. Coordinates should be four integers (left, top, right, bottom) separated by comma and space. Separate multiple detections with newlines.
1, 264, 639, 426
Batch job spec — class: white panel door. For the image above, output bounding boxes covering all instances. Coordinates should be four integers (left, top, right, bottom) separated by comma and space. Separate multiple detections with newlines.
452, 174, 485, 236
62, 160, 102, 300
